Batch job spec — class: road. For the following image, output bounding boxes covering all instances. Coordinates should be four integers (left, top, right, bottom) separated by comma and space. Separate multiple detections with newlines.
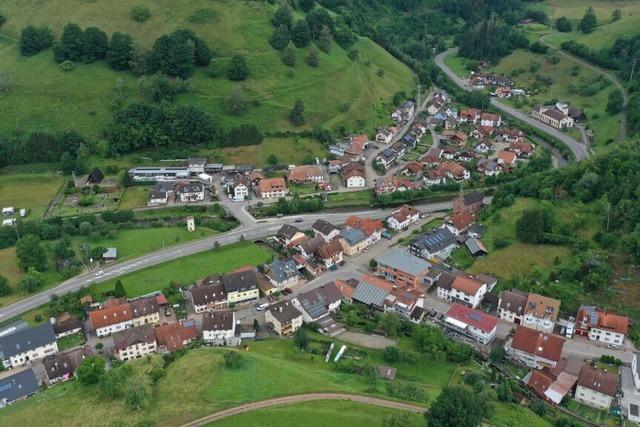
180, 393, 427, 427
540, 33, 627, 143
0, 200, 457, 321
434, 48, 590, 161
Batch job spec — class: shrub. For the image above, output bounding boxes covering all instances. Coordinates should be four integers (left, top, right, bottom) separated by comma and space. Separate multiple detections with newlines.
131, 5, 152, 23
223, 351, 244, 369
59, 60, 75, 71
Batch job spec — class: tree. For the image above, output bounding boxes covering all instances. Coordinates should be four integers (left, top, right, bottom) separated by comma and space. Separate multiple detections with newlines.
223, 351, 244, 368
53, 23, 84, 63
19, 25, 55, 56
281, 45, 296, 67
107, 32, 134, 70
316, 25, 332, 52
223, 124, 263, 147
369, 259, 378, 270
298, 0, 315, 12
76, 356, 106, 385
0, 275, 11, 297
15, 235, 47, 272
271, 5, 293, 29
515, 207, 556, 244
289, 99, 305, 126
611, 8, 622, 22
489, 346, 505, 363
293, 327, 309, 349
270, 24, 291, 51
227, 54, 249, 81
253, 318, 260, 333
306, 47, 319, 67
131, 5, 152, 23
18, 267, 44, 293
291, 20, 311, 48
151, 33, 195, 79
578, 7, 597, 34
306, 8, 334, 40
606, 90, 623, 114
497, 381, 514, 402
226, 85, 247, 115
81, 27, 109, 62
555, 17, 572, 32
429, 386, 492, 427
114, 280, 126, 298
267, 154, 279, 165
383, 346, 400, 363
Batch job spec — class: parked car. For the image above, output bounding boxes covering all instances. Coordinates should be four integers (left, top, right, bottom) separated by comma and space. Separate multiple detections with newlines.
282, 288, 293, 295
294, 218, 303, 223
607, 343, 619, 350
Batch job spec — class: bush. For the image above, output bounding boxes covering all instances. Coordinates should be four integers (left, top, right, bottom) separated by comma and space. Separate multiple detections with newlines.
227, 54, 250, 81
383, 346, 400, 362
131, 5, 152, 23
555, 17, 572, 32
59, 60, 75, 71
19, 25, 55, 56
223, 351, 244, 369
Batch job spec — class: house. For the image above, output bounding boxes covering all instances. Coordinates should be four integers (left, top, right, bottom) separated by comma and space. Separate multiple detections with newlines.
334, 279, 358, 303
575, 305, 628, 346
232, 176, 250, 201
509, 141, 534, 158
409, 227, 457, 260
102, 247, 117, 262
148, 181, 174, 206
341, 162, 366, 188
265, 258, 301, 289
499, 128, 525, 143
386, 204, 419, 230
191, 282, 227, 313
266, 301, 303, 336
86, 168, 105, 186
452, 191, 483, 216
292, 282, 342, 323
312, 219, 340, 242
112, 324, 157, 362
339, 227, 370, 255
475, 139, 493, 154
376, 248, 431, 288
277, 224, 307, 247
345, 134, 368, 159
175, 181, 205, 203
259, 177, 288, 199
477, 158, 501, 176
497, 289, 528, 324
480, 113, 501, 128
0, 323, 58, 369
532, 105, 574, 129
444, 303, 498, 345
575, 365, 618, 410
222, 270, 260, 305
52, 315, 83, 339
384, 286, 423, 316
154, 320, 198, 352
442, 130, 468, 146
345, 216, 384, 243
376, 149, 398, 169
460, 108, 481, 124
422, 147, 442, 165
375, 176, 410, 195
317, 240, 344, 268
522, 294, 561, 333
0, 369, 39, 407
401, 161, 424, 178
288, 165, 324, 184
392, 100, 415, 122
129, 296, 160, 327
523, 358, 579, 405
129, 166, 190, 182
202, 310, 236, 344
298, 235, 326, 259
497, 150, 517, 166
437, 274, 491, 309
187, 158, 207, 175
448, 212, 477, 235
506, 325, 565, 369
43, 346, 92, 385
249, 171, 264, 186
352, 275, 394, 311
438, 162, 470, 181
376, 128, 393, 144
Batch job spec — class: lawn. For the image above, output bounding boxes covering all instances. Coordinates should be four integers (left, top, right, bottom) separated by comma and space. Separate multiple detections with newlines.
119, 186, 151, 210
56, 332, 86, 351
96, 241, 273, 297
211, 137, 326, 168
0, 173, 64, 218
209, 400, 425, 427
489, 49, 619, 147
443, 54, 473, 78
325, 190, 373, 208
289, 182, 320, 196
0, 1, 415, 138
490, 402, 553, 427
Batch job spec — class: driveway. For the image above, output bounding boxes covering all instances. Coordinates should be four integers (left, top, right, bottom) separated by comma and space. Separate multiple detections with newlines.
335, 331, 398, 349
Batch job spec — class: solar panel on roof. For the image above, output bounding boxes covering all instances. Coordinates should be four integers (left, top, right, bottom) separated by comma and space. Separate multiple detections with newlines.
469, 312, 482, 321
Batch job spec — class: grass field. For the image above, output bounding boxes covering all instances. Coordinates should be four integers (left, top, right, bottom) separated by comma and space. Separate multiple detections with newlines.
56, 332, 86, 351
325, 190, 373, 208
118, 186, 151, 210
96, 241, 273, 297
0, 0, 415, 139
489, 49, 619, 146
0, 173, 63, 218
209, 400, 425, 427
211, 137, 327, 167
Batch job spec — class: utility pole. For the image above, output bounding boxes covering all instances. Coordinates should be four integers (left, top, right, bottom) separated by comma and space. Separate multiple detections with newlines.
630, 58, 637, 84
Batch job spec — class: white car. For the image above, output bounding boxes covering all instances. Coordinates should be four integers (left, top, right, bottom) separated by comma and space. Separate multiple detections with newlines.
95, 270, 104, 276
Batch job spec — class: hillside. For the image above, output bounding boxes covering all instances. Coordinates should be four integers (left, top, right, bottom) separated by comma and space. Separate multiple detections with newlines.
0, 0, 415, 139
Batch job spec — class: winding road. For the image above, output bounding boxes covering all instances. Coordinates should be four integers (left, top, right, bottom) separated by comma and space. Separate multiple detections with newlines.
434, 48, 590, 161
539, 33, 627, 143
180, 393, 427, 426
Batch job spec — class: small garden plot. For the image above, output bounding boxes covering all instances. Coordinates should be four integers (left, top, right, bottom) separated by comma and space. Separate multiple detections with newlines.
50, 187, 123, 217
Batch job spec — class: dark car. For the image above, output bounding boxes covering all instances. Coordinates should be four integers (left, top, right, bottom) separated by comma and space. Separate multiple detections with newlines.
282, 288, 293, 295
294, 218, 303, 223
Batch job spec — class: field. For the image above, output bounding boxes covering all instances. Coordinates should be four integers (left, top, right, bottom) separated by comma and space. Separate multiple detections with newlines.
539, 0, 640, 49
118, 186, 151, 210
56, 332, 86, 351
488, 49, 619, 147
0, 173, 64, 218
0, 0, 415, 139
212, 137, 327, 167
209, 400, 424, 427
95, 241, 273, 297
325, 190, 373, 208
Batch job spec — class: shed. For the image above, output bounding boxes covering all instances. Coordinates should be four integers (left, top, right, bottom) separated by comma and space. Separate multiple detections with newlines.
103, 248, 118, 262
87, 168, 105, 185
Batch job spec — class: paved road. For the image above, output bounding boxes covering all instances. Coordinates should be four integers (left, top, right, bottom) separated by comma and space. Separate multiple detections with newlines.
180, 393, 427, 426
434, 48, 590, 161
540, 33, 627, 143
0, 201, 456, 321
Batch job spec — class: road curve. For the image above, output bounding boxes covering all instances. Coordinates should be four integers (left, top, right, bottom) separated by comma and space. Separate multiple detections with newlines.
180, 393, 427, 427
434, 48, 590, 161
539, 33, 627, 143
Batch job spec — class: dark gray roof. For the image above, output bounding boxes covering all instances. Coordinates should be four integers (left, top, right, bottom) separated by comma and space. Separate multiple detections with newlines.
278, 224, 302, 240
0, 323, 56, 359
191, 283, 227, 307
53, 317, 83, 336
43, 353, 75, 381
411, 228, 457, 254
436, 271, 458, 291
222, 270, 258, 293
340, 228, 368, 246
312, 219, 338, 236
267, 258, 299, 284
463, 191, 483, 205
498, 290, 528, 315
465, 238, 488, 255
202, 310, 234, 331
129, 296, 159, 318
268, 301, 302, 323
299, 235, 325, 255
112, 324, 155, 352
0, 369, 38, 404
296, 283, 341, 320
353, 281, 390, 307
376, 248, 430, 276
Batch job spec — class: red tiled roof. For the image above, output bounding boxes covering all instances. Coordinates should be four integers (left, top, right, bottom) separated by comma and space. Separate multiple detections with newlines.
404, 161, 424, 173
498, 151, 517, 164
527, 369, 553, 398
288, 165, 323, 182
90, 304, 132, 330
451, 275, 484, 296
392, 204, 419, 223
511, 326, 565, 362
450, 212, 476, 231
359, 274, 395, 292
346, 216, 383, 236
446, 303, 498, 333
577, 365, 618, 397
259, 177, 287, 194
154, 321, 198, 351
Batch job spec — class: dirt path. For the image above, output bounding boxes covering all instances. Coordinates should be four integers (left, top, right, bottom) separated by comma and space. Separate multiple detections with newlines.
180, 393, 427, 426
